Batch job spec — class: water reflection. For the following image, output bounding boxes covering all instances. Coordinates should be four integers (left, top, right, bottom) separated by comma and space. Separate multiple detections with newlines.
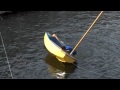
45, 53, 76, 79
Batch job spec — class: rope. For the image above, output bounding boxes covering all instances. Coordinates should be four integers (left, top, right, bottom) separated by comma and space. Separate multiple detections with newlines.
72, 62, 101, 77
72, 63, 86, 70
0, 16, 3, 20
0, 32, 13, 79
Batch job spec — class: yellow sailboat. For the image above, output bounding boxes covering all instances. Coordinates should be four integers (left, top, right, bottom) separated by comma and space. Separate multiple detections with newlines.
44, 11, 103, 64
44, 32, 76, 63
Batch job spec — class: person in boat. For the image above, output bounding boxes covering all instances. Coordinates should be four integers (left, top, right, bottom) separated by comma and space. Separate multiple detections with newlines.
52, 34, 77, 55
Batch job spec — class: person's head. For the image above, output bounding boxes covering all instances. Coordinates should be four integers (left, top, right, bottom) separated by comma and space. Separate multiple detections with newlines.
61, 46, 66, 50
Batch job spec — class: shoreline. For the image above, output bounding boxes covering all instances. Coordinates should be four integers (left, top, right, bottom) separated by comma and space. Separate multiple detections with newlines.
0, 11, 12, 15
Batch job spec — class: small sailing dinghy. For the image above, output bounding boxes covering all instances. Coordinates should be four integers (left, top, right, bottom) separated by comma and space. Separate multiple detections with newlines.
44, 11, 103, 63
44, 32, 76, 63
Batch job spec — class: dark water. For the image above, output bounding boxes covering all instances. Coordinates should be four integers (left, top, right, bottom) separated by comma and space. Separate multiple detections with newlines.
0, 11, 120, 79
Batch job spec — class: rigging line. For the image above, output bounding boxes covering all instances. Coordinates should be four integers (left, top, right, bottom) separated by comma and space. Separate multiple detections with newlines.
72, 63, 86, 70
0, 16, 3, 20
72, 63, 101, 76
0, 32, 13, 79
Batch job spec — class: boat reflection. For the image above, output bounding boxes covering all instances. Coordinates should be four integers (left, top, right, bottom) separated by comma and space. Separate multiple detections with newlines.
45, 53, 77, 79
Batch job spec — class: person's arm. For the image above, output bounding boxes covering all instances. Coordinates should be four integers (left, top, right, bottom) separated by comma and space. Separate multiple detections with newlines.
52, 34, 60, 41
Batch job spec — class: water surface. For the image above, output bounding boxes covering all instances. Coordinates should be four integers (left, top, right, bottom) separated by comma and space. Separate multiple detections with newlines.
0, 11, 120, 79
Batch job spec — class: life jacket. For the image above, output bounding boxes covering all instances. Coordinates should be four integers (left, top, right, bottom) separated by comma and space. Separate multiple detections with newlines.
65, 45, 77, 55
65, 45, 73, 51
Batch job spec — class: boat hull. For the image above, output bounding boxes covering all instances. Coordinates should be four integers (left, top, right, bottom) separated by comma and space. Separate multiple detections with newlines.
44, 32, 76, 63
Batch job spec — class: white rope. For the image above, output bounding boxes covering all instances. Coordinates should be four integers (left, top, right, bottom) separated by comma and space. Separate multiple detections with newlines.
0, 16, 3, 20
0, 32, 13, 79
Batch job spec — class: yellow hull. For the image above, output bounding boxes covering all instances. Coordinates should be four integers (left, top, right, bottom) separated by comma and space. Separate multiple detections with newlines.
44, 32, 76, 63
